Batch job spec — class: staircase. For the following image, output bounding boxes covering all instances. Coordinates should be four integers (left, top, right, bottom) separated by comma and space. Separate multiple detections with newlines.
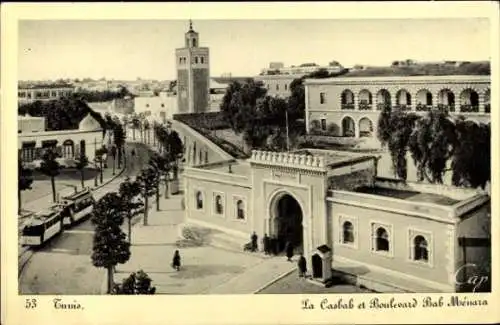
208, 230, 250, 253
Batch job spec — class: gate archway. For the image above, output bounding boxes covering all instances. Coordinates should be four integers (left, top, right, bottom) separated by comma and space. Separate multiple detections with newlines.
269, 192, 304, 253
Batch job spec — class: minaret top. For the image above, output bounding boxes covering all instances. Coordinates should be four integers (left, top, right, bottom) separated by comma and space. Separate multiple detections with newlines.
185, 19, 199, 48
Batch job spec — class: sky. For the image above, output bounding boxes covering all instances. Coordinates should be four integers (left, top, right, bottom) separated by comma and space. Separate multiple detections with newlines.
18, 18, 491, 81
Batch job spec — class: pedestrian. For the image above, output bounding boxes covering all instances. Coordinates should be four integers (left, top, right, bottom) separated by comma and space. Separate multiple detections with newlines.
271, 236, 279, 256
172, 250, 181, 271
263, 233, 270, 255
131, 149, 136, 157
298, 253, 307, 278
251, 231, 258, 252
285, 241, 294, 262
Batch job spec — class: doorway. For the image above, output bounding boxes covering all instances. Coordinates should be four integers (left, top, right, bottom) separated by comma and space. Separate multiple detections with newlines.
271, 193, 303, 253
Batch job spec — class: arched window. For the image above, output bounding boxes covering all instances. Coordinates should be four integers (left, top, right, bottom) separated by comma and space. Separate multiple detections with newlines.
341, 116, 356, 137
192, 38, 197, 47
195, 56, 198, 64
196, 191, 203, 209
215, 195, 223, 214
62, 139, 75, 158
236, 200, 245, 219
342, 221, 354, 243
358, 89, 372, 110
358, 117, 373, 137
413, 235, 429, 262
484, 89, 490, 113
460, 89, 479, 112
276, 84, 280, 91
341, 90, 354, 109
201, 56, 204, 64
375, 227, 389, 251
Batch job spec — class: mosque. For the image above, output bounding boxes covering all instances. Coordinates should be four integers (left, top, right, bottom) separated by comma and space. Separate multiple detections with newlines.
175, 22, 491, 293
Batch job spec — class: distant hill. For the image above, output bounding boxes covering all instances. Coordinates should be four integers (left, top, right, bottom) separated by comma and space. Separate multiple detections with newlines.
343, 61, 490, 77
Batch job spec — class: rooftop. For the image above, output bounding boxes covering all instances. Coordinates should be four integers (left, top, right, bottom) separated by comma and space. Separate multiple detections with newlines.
340, 61, 490, 78
19, 83, 75, 89
354, 186, 460, 206
202, 161, 251, 176
293, 149, 375, 169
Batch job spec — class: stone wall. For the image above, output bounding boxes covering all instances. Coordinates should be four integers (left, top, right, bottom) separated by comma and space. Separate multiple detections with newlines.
192, 68, 209, 113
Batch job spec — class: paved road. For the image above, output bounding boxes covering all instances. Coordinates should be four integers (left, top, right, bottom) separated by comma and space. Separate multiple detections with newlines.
19, 142, 155, 295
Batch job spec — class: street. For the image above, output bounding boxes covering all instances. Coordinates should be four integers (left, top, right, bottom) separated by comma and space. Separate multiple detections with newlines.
19, 142, 155, 294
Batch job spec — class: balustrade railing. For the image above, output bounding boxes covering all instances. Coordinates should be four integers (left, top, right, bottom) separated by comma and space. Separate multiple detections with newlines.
358, 101, 372, 110
341, 103, 355, 110
460, 104, 479, 113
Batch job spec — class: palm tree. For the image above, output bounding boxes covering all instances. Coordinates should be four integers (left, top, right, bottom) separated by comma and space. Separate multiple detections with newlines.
40, 148, 61, 202
18, 158, 34, 214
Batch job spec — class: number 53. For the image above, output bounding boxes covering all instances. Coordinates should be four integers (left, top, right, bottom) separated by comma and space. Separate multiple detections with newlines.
25, 298, 37, 309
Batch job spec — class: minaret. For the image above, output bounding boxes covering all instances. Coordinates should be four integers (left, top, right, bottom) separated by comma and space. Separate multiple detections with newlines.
175, 20, 210, 114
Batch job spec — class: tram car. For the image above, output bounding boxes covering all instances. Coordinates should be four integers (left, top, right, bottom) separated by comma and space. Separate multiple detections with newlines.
59, 187, 95, 226
21, 206, 64, 246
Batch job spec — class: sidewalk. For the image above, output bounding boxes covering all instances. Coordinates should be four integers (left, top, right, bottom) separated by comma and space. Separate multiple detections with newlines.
112, 191, 298, 295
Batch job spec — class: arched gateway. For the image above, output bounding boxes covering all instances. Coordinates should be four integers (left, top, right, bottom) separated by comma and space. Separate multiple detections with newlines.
269, 192, 304, 253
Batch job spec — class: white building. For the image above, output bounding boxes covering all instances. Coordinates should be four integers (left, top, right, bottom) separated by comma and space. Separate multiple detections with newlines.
18, 114, 105, 169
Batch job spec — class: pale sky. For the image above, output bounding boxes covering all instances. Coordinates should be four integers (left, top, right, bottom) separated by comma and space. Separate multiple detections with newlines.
18, 18, 490, 81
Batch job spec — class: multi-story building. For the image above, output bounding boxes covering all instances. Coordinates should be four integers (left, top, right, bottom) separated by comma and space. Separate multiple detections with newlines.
176, 20, 210, 114
254, 74, 303, 98
18, 83, 75, 104
304, 74, 490, 138
260, 61, 344, 76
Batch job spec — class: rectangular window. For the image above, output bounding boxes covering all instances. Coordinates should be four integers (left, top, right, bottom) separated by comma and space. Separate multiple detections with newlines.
285, 84, 288, 91
321, 118, 327, 131
320, 92, 326, 104
276, 84, 280, 91
195, 56, 198, 64
201, 57, 204, 64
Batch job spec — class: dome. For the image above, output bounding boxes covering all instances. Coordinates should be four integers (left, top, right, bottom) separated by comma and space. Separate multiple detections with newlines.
79, 114, 102, 131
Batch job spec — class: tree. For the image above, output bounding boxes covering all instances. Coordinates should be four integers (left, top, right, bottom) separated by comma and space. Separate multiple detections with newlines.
40, 148, 61, 202
95, 146, 107, 184
136, 166, 159, 226
148, 153, 171, 208
118, 176, 143, 243
408, 110, 456, 183
18, 158, 34, 214
143, 119, 150, 145
113, 123, 126, 168
131, 116, 140, 141
377, 108, 491, 188
112, 270, 156, 295
111, 146, 117, 175
91, 192, 131, 294
74, 152, 89, 189
451, 118, 490, 188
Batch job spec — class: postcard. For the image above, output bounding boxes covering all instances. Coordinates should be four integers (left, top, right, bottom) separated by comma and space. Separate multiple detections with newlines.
1, 2, 499, 324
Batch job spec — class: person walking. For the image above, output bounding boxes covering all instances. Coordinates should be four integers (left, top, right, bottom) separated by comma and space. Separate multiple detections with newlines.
298, 253, 307, 278
285, 241, 294, 262
250, 231, 258, 252
263, 233, 270, 255
172, 250, 181, 271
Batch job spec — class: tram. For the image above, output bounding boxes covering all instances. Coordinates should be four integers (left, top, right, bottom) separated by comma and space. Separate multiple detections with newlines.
59, 187, 95, 226
21, 206, 64, 246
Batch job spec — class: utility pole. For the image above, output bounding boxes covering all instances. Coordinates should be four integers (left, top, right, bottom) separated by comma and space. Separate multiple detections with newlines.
285, 109, 290, 152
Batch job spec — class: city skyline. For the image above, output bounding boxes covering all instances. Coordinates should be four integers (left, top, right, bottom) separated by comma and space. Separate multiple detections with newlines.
19, 18, 491, 81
